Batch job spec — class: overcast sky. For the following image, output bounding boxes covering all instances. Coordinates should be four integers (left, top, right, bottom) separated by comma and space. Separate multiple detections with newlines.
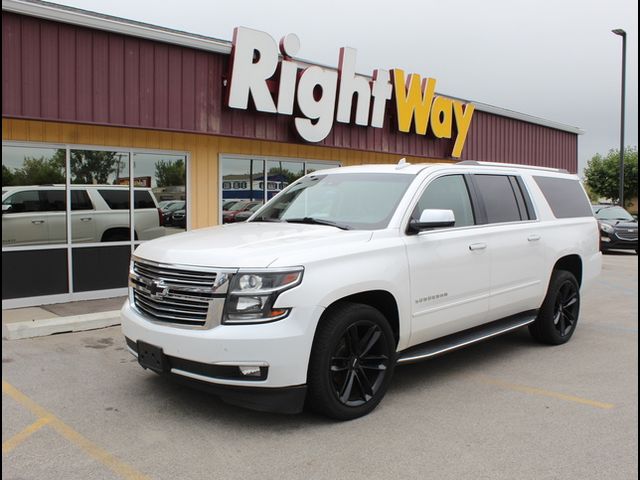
56, 0, 638, 175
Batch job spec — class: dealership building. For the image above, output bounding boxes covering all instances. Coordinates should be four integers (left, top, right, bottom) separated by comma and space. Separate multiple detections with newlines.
2, 0, 583, 307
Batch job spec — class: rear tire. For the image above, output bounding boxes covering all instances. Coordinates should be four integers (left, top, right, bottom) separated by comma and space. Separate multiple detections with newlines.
529, 270, 580, 345
307, 303, 396, 420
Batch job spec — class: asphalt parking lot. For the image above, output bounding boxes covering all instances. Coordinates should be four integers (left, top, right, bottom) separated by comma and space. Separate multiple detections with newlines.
2, 253, 638, 480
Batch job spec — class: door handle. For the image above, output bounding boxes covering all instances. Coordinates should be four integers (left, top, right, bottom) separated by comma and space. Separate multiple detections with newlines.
469, 243, 487, 251
527, 234, 541, 242
80, 217, 92, 222
31, 220, 45, 225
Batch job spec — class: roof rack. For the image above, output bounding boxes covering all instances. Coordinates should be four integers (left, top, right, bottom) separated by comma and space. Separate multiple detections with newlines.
456, 160, 570, 174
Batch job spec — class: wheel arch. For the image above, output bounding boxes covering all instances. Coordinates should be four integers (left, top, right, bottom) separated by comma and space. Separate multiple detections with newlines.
553, 254, 583, 286
100, 227, 138, 242
318, 290, 401, 347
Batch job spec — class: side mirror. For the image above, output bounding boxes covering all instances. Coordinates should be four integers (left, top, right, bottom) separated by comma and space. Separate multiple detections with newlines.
409, 209, 456, 233
2, 204, 10, 215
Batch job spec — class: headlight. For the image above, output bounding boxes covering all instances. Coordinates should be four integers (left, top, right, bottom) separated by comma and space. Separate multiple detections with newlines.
223, 268, 303, 324
600, 223, 614, 234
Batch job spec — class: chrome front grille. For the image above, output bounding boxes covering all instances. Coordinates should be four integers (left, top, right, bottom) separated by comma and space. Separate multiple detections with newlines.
129, 258, 233, 328
615, 227, 638, 241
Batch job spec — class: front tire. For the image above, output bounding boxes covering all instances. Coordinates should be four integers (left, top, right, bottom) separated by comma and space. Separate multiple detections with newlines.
307, 302, 396, 420
529, 270, 580, 345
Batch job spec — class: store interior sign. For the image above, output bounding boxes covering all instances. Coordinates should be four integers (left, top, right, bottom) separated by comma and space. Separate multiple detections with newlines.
227, 27, 474, 158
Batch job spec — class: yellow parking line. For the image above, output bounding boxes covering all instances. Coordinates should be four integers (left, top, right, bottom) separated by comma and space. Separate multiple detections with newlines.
2, 416, 52, 455
477, 375, 615, 410
2, 380, 151, 480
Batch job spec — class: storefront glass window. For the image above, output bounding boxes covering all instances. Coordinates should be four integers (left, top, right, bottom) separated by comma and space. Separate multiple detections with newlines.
2, 145, 67, 246
133, 153, 187, 236
221, 157, 264, 204
3, 143, 188, 303
220, 156, 338, 223
70, 149, 130, 243
266, 160, 304, 201
306, 162, 337, 175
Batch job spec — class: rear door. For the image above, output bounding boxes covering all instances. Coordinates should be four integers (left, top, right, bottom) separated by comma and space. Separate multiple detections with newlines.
70, 189, 96, 243
403, 173, 490, 345
471, 174, 546, 319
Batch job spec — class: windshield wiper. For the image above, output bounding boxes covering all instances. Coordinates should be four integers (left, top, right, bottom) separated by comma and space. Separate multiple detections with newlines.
250, 217, 281, 223
284, 217, 351, 230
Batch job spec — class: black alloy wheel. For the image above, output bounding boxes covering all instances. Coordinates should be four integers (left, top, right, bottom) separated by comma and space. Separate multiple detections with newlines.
307, 302, 396, 420
552, 280, 579, 337
329, 321, 391, 407
529, 269, 580, 345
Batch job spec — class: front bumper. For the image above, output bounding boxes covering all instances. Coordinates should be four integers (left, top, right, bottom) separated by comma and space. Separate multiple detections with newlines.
121, 301, 324, 411
600, 234, 638, 251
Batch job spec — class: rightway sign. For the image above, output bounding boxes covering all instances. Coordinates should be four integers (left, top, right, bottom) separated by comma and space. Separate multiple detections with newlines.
227, 27, 474, 158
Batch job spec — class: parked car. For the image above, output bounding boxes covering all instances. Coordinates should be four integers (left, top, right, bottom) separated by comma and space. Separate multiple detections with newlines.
233, 203, 262, 222
2, 185, 165, 245
158, 200, 181, 210
161, 200, 185, 226
222, 200, 241, 211
122, 160, 601, 420
592, 204, 638, 254
169, 208, 186, 228
222, 200, 262, 223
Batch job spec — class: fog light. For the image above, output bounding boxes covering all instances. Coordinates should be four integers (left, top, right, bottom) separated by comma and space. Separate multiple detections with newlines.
239, 365, 262, 377
601, 237, 611, 242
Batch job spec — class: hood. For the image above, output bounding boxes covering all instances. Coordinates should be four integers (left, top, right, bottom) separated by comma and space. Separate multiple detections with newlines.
134, 222, 373, 268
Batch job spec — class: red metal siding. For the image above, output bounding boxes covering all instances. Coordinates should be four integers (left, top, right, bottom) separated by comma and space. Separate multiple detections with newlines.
2, 12, 578, 172
459, 111, 577, 172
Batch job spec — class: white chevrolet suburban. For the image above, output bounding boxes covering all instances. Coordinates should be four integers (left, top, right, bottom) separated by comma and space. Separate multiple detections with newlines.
121, 160, 601, 420
2, 185, 165, 245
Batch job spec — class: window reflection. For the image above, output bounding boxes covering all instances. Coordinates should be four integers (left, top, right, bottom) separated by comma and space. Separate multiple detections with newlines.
133, 153, 187, 235
266, 160, 304, 201
70, 150, 131, 243
220, 157, 338, 223
2, 146, 67, 246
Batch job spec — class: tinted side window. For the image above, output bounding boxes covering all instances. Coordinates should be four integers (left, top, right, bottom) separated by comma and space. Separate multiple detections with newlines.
474, 175, 523, 223
533, 176, 593, 219
71, 190, 93, 210
134, 191, 155, 209
98, 190, 129, 209
42, 190, 66, 211
3, 191, 43, 213
414, 175, 475, 227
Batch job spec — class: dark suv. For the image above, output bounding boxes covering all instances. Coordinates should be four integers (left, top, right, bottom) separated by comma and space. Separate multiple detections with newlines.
592, 205, 638, 254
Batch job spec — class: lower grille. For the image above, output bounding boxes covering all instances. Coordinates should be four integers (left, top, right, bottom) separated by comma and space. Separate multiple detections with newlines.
130, 258, 232, 328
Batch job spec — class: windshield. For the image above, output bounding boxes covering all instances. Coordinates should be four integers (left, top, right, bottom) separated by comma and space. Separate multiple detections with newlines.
251, 172, 415, 230
166, 201, 185, 212
592, 206, 635, 221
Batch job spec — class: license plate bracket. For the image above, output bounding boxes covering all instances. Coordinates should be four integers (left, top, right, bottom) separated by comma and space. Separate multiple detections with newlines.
137, 341, 167, 373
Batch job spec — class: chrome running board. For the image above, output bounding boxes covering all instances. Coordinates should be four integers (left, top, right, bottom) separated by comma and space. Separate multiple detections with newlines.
397, 311, 537, 365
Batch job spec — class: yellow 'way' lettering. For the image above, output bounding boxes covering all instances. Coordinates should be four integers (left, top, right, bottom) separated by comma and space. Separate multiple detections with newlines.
392, 69, 436, 135
430, 96, 453, 139
392, 69, 475, 158
452, 101, 475, 158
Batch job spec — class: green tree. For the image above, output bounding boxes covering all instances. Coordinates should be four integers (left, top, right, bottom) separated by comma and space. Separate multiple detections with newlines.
69, 150, 118, 184
155, 159, 185, 187
2, 164, 16, 186
11, 156, 65, 185
584, 146, 638, 205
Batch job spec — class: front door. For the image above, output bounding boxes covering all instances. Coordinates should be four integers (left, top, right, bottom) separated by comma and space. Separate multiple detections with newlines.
403, 174, 490, 346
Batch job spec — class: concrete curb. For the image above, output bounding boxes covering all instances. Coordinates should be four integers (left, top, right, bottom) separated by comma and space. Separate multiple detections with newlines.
2, 310, 121, 340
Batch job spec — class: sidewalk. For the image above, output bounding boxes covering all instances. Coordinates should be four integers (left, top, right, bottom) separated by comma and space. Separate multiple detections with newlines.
2, 297, 126, 340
